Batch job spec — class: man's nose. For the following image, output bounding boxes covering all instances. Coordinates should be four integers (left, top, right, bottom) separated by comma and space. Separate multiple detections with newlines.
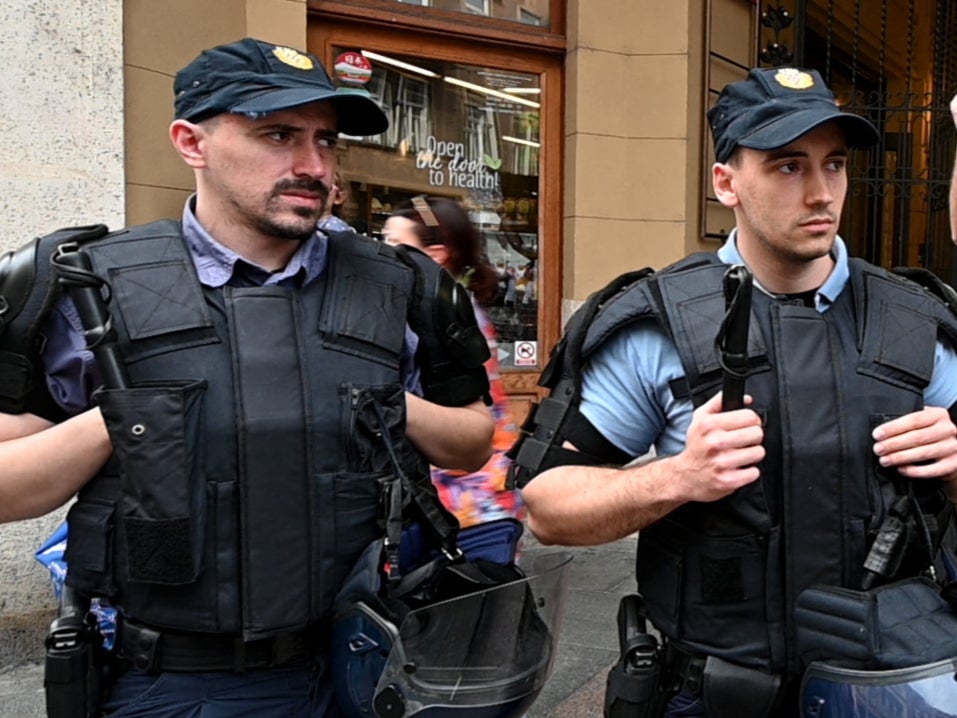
292, 143, 329, 179
805, 168, 835, 206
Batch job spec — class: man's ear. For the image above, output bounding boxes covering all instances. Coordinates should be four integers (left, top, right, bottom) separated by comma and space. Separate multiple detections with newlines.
712, 162, 739, 209
169, 119, 208, 169
423, 244, 450, 268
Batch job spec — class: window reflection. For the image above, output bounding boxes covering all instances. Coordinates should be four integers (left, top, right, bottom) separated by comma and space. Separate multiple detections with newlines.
393, 0, 549, 28
332, 48, 542, 369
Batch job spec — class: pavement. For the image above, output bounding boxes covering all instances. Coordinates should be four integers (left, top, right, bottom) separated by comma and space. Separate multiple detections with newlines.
0, 533, 638, 718
525, 533, 637, 718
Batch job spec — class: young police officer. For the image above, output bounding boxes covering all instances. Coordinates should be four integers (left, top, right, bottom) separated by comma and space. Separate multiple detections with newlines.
0, 38, 493, 717
519, 68, 957, 716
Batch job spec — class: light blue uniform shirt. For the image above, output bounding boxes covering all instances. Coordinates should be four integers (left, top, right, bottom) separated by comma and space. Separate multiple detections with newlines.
580, 232, 957, 458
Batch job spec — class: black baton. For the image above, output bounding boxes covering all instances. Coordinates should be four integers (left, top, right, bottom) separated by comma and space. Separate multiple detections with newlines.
42, 243, 124, 718
716, 264, 752, 411
51, 244, 129, 389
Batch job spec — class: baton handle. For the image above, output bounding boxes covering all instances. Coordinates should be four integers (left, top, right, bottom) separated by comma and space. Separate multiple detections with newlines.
52, 246, 130, 390
720, 265, 752, 412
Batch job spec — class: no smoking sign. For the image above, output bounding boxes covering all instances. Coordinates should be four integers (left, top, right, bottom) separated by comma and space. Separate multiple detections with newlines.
514, 340, 538, 366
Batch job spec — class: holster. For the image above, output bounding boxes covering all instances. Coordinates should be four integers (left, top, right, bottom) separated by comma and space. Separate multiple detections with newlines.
603, 594, 667, 718
604, 659, 663, 718
44, 588, 106, 718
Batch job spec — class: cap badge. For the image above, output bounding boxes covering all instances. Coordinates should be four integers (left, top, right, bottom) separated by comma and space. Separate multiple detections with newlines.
774, 68, 814, 90
273, 46, 314, 71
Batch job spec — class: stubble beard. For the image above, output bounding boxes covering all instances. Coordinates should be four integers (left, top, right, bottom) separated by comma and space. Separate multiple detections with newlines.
253, 202, 322, 242
252, 178, 331, 242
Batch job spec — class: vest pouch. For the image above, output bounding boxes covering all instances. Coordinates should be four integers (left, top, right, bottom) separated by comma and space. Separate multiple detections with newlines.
63, 496, 116, 597
639, 518, 772, 663
344, 383, 409, 473
96, 379, 207, 585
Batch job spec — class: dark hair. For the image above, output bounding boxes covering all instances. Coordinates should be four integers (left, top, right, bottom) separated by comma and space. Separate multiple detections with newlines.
392, 196, 498, 305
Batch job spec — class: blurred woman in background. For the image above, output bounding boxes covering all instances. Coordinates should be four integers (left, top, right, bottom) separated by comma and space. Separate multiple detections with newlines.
383, 196, 523, 527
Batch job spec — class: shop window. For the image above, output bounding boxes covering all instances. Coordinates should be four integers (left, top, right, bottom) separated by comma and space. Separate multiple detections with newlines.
331, 46, 542, 370
361, 61, 434, 152
394, 76, 431, 151
464, 0, 489, 15
375, 0, 552, 30
465, 102, 498, 167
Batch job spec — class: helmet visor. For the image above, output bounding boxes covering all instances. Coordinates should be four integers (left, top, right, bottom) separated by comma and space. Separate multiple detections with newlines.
801, 658, 957, 717
374, 551, 573, 716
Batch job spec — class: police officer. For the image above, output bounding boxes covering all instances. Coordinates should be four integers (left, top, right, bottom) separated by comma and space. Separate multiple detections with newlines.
0, 38, 493, 717
519, 68, 957, 716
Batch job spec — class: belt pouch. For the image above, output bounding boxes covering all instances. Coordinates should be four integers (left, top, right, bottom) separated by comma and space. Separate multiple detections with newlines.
97, 379, 207, 585
701, 656, 781, 718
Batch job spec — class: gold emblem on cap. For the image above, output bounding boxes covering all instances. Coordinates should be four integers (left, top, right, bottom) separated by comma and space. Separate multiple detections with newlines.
774, 68, 814, 90
273, 46, 314, 71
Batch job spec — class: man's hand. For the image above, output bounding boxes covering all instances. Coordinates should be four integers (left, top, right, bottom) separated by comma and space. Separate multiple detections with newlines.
873, 407, 957, 501
667, 391, 765, 504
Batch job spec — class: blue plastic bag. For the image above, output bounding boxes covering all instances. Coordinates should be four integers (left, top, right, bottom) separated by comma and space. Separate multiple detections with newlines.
35, 521, 117, 649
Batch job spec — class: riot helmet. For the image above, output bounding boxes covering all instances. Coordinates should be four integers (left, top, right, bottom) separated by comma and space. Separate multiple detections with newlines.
801, 657, 957, 717
333, 548, 573, 718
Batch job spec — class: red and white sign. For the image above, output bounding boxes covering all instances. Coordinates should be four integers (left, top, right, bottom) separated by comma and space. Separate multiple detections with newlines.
514, 340, 538, 366
334, 51, 372, 85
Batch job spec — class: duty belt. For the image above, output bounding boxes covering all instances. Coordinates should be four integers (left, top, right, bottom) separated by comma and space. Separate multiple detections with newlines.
118, 618, 330, 673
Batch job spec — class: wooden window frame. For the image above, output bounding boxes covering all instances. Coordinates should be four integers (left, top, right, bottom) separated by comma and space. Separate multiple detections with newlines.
307, 15, 564, 413
309, 0, 566, 54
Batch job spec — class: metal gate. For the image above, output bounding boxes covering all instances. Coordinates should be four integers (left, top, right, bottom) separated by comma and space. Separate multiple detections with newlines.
758, 0, 957, 283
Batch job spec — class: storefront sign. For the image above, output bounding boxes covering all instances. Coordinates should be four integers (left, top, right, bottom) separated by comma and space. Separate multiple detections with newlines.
416, 135, 499, 190
334, 51, 372, 85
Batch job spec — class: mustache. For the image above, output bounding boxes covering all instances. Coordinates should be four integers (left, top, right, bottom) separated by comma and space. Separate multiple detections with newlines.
272, 178, 330, 201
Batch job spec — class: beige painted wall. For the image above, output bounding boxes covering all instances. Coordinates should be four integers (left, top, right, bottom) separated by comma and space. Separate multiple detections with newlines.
0, 0, 124, 673
124, 0, 308, 226
0, 1, 126, 246
564, 0, 707, 310
0, 0, 310, 677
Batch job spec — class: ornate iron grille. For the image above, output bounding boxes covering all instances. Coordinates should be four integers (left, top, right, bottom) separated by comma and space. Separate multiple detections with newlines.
758, 0, 957, 283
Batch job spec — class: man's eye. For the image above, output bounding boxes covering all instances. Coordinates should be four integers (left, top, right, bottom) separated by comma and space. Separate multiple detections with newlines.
318, 136, 339, 150
778, 162, 798, 174
267, 131, 290, 142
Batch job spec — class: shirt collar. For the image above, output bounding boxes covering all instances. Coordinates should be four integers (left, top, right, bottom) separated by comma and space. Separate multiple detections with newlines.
181, 195, 328, 288
716, 229, 849, 311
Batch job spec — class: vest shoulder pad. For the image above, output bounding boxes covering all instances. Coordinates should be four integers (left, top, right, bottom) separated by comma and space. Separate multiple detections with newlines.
859, 261, 957, 351
891, 265, 957, 332
509, 252, 729, 485
579, 252, 724, 362
393, 244, 491, 406
0, 223, 110, 417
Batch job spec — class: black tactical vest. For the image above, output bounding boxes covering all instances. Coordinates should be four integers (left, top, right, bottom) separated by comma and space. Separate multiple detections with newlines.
524, 252, 957, 676
62, 220, 439, 639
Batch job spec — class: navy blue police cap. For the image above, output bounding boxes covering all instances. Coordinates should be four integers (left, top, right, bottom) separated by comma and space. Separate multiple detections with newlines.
173, 38, 389, 136
707, 67, 879, 163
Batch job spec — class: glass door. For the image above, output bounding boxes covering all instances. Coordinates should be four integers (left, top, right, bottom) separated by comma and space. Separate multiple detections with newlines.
309, 20, 562, 421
